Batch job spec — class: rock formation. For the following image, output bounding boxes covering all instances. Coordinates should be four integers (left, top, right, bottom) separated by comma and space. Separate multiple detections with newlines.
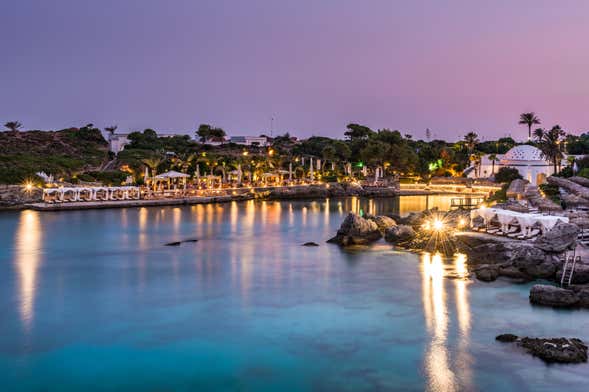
529, 284, 580, 307
327, 213, 382, 246
496, 334, 588, 363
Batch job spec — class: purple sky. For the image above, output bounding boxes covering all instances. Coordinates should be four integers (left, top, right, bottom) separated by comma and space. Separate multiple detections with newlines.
2, 0, 589, 141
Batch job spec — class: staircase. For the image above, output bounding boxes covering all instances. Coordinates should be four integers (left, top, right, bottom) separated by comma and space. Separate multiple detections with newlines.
561, 255, 580, 287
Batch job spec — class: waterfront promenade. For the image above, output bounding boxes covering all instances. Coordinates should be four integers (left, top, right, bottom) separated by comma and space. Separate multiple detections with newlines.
23, 182, 496, 212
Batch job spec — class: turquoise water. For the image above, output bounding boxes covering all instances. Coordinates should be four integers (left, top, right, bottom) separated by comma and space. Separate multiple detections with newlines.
1, 197, 588, 391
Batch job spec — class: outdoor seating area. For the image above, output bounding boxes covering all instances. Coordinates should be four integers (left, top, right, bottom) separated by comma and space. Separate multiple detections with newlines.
42, 186, 141, 203
470, 206, 569, 240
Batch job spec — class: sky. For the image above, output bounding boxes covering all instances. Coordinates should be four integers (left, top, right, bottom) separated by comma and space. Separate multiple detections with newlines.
1, 0, 589, 141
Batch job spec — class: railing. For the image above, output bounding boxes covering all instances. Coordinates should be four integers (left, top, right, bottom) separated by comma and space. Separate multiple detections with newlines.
450, 197, 485, 209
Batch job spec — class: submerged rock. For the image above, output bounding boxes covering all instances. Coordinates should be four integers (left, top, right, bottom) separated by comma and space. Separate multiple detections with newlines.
302, 242, 319, 247
529, 284, 579, 307
520, 337, 588, 363
496, 334, 519, 343
327, 213, 382, 246
496, 334, 588, 364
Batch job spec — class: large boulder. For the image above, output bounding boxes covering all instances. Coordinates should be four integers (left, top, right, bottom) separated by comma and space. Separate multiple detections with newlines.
529, 284, 579, 307
383, 225, 416, 244
474, 264, 499, 282
327, 213, 382, 246
511, 244, 558, 279
533, 221, 579, 253
368, 215, 397, 232
577, 288, 589, 308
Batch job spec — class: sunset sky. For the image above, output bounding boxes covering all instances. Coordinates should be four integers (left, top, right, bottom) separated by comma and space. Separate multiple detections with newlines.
2, 0, 588, 141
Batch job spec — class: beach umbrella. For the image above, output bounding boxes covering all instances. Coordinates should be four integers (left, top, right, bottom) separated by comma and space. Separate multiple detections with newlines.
237, 164, 243, 184
309, 158, 314, 181
143, 166, 149, 183
289, 162, 292, 182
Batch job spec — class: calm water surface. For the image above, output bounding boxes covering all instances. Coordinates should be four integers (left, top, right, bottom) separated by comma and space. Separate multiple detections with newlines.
1, 195, 588, 391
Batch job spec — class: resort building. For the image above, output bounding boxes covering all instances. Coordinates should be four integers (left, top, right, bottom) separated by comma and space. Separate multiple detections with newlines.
229, 136, 269, 147
468, 144, 570, 185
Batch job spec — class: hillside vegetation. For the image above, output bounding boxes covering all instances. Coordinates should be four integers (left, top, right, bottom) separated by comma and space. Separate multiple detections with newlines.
0, 127, 109, 184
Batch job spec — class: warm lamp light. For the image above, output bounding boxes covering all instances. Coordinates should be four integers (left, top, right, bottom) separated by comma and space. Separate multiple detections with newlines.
432, 218, 444, 231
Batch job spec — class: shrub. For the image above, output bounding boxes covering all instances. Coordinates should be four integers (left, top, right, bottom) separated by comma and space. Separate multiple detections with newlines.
539, 183, 561, 204
578, 168, 589, 179
494, 167, 522, 183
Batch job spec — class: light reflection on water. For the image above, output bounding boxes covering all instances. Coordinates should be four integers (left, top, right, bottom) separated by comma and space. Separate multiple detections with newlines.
422, 252, 473, 392
5, 195, 587, 391
14, 210, 42, 332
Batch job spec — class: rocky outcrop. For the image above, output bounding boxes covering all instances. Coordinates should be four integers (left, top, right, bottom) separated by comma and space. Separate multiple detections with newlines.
547, 176, 589, 202
0, 185, 42, 208
533, 221, 579, 253
511, 244, 559, 279
474, 264, 499, 282
529, 284, 579, 307
327, 213, 382, 246
556, 264, 589, 285
496, 334, 588, 364
367, 215, 397, 232
384, 225, 416, 244
569, 176, 589, 189
525, 184, 562, 212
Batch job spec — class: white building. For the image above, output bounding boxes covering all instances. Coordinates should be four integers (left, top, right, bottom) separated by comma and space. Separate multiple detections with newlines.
229, 136, 269, 147
468, 145, 569, 185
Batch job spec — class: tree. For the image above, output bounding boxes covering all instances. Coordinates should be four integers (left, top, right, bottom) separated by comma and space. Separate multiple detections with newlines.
142, 157, 163, 177
534, 125, 566, 174
344, 123, 373, 140
4, 121, 22, 131
196, 124, 225, 143
488, 153, 497, 175
519, 112, 541, 141
495, 167, 522, 183
196, 124, 212, 143
463, 132, 479, 154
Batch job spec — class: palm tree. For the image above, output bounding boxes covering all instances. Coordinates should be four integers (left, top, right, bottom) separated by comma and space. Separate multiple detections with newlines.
488, 153, 497, 175
463, 132, 479, 155
519, 112, 541, 141
4, 121, 22, 131
104, 125, 118, 136
142, 157, 163, 177
534, 125, 565, 174
469, 152, 483, 177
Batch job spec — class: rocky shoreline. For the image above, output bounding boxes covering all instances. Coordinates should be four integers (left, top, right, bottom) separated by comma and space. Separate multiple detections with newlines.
327, 209, 589, 309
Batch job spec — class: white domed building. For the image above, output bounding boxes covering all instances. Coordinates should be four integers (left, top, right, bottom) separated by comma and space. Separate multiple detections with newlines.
467, 145, 568, 185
